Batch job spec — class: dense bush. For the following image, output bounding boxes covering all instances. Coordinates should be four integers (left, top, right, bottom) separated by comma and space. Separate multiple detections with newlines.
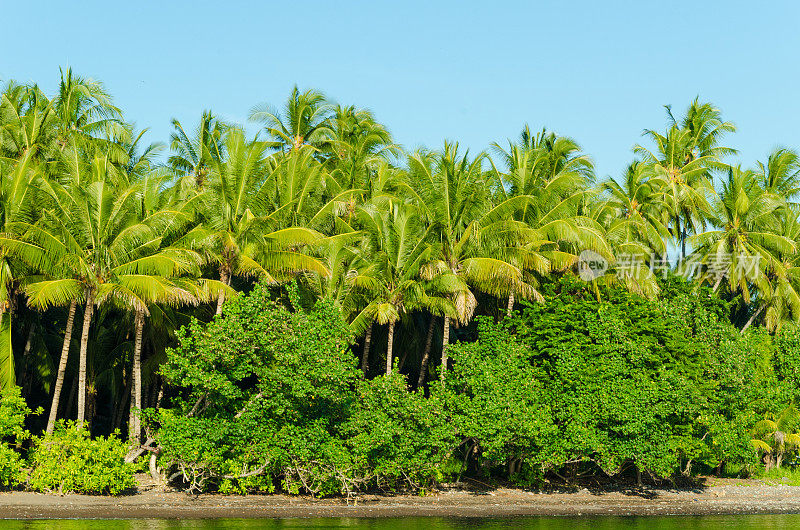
431, 320, 557, 484
425, 275, 799, 484
487, 275, 784, 480
151, 283, 468, 495
344, 372, 457, 492
144, 276, 800, 493
0, 386, 31, 489
28, 421, 136, 495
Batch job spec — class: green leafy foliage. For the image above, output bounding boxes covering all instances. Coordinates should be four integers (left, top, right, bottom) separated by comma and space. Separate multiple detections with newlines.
28, 421, 136, 495
150, 282, 465, 495
432, 319, 557, 484
0, 386, 31, 488
344, 372, 457, 491
432, 276, 785, 482
152, 283, 344, 494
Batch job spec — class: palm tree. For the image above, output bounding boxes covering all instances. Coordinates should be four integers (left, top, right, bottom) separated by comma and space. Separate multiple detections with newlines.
0, 150, 47, 389
127, 276, 200, 442
755, 205, 800, 332
249, 86, 331, 152
635, 100, 735, 259
23, 143, 194, 429
679, 98, 737, 166
689, 167, 794, 331
404, 143, 531, 373
751, 405, 800, 470
168, 111, 225, 189
0, 81, 56, 163
52, 67, 126, 150
756, 148, 800, 202
124, 168, 204, 442
188, 128, 328, 315
349, 201, 455, 374
319, 105, 397, 191
599, 162, 670, 256
490, 127, 607, 311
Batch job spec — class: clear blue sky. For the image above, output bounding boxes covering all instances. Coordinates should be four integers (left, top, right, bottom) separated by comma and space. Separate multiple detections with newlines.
1, 0, 798, 181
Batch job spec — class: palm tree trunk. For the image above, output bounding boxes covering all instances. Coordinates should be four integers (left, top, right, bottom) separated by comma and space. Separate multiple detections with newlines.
741, 304, 766, 334
386, 321, 395, 375
77, 294, 94, 429
506, 293, 515, 317
361, 323, 372, 377
440, 316, 451, 379
215, 267, 230, 316
127, 367, 135, 438
86, 383, 96, 432
129, 309, 144, 443
21, 323, 36, 398
681, 232, 687, 262
114, 378, 131, 431
416, 318, 436, 388
155, 377, 164, 410
46, 299, 77, 435
65, 374, 77, 418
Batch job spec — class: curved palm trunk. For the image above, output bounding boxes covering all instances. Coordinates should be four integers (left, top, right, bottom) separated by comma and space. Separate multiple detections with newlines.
21, 323, 36, 399
0, 309, 13, 391
77, 294, 94, 429
386, 321, 395, 375
741, 304, 766, 334
361, 323, 372, 376
129, 309, 145, 442
416, 318, 436, 388
46, 299, 77, 435
215, 267, 230, 316
114, 380, 131, 431
506, 293, 515, 317
155, 377, 165, 410
440, 316, 451, 380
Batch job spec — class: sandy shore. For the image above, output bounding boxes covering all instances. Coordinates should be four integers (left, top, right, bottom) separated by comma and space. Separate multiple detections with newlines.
2, 479, 800, 519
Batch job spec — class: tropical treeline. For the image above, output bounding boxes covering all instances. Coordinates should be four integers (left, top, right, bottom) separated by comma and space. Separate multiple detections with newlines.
1, 68, 800, 453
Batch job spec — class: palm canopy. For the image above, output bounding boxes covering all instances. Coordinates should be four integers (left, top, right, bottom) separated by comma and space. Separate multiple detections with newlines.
0, 82, 56, 163
490, 128, 608, 300
349, 200, 459, 373
350, 201, 456, 330
249, 86, 332, 152
757, 148, 800, 201
52, 67, 127, 151
403, 143, 532, 317
168, 111, 225, 189
319, 105, 398, 191
689, 166, 794, 303
183, 128, 328, 313
751, 405, 800, 469
758, 206, 800, 331
21, 144, 197, 312
635, 100, 735, 257
676, 98, 737, 164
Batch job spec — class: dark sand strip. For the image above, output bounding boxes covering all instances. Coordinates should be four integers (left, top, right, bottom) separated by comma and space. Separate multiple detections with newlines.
3, 484, 800, 519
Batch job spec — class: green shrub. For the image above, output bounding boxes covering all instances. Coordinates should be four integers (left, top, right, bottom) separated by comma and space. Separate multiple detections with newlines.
345, 371, 457, 491
477, 275, 774, 479
0, 386, 31, 489
432, 319, 556, 485
151, 282, 360, 495
28, 421, 136, 495
151, 282, 463, 495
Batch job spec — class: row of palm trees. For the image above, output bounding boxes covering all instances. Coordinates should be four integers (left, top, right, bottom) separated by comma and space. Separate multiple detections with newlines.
1, 70, 799, 439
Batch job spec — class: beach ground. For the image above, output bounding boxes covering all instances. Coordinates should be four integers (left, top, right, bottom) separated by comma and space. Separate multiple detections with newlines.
2, 476, 800, 519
